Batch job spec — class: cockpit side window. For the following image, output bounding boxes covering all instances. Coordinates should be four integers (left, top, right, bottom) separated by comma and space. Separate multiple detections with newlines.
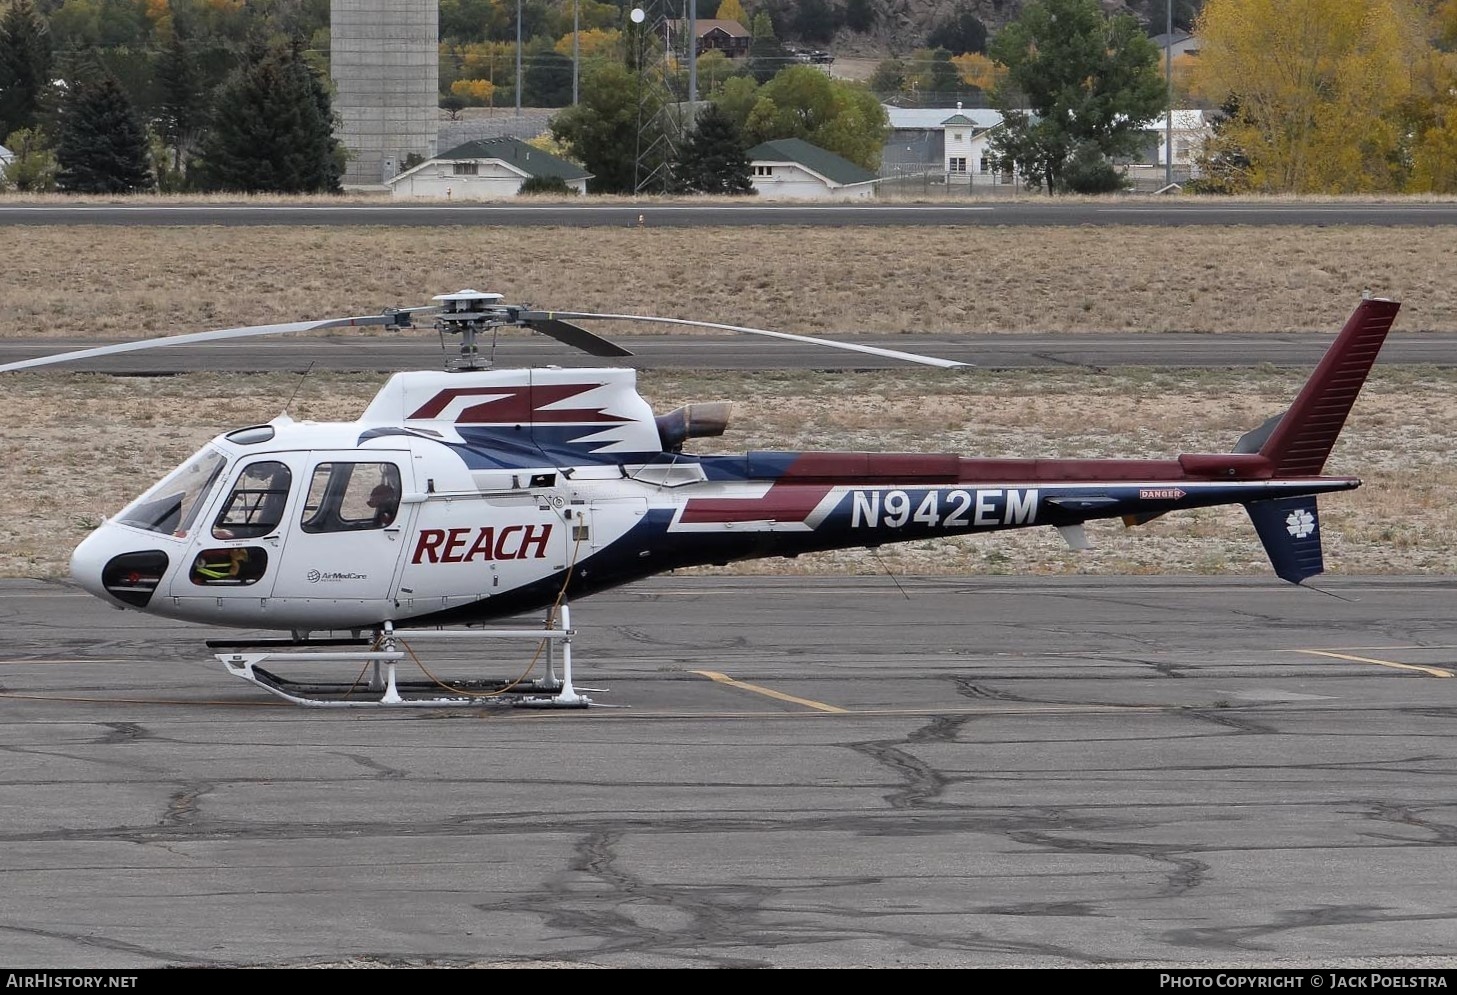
300, 462, 402, 533
212, 461, 292, 539
116, 448, 229, 536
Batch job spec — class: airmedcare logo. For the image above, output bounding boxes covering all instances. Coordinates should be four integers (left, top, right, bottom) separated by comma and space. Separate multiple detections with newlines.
306, 569, 367, 583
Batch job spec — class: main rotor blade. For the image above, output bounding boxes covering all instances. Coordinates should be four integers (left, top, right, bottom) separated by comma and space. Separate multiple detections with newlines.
534, 311, 972, 369
0, 309, 432, 373
518, 314, 634, 357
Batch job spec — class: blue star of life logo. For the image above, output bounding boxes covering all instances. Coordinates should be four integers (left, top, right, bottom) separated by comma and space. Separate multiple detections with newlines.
1285, 508, 1316, 539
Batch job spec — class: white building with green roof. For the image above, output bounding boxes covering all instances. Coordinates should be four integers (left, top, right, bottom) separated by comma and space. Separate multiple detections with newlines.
386, 138, 592, 199
744, 138, 881, 200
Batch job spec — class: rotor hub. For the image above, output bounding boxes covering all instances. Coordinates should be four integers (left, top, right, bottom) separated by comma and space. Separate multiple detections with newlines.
432, 290, 512, 371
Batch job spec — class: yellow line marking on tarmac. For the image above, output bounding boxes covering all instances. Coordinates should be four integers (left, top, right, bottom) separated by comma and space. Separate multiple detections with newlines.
693, 671, 849, 712
1281, 644, 1457, 652
542, 703, 1171, 720
1295, 650, 1454, 678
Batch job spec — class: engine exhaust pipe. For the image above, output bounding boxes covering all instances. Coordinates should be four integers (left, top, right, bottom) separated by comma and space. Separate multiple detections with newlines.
656, 402, 733, 452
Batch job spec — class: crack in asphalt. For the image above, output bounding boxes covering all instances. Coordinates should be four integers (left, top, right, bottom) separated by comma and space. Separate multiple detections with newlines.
1162, 905, 1457, 952
160, 781, 214, 827
0, 923, 204, 965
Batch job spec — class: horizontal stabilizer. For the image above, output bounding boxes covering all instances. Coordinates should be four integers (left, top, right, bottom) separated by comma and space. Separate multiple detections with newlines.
1234, 412, 1283, 455
1245, 496, 1324, 584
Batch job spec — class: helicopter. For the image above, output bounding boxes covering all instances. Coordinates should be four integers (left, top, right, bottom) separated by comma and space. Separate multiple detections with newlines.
0, 290, 1402, 708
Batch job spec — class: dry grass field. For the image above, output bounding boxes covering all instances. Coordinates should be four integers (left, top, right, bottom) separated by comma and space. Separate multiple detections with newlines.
4, 223, 1457, 337
2, 221, 1453, 582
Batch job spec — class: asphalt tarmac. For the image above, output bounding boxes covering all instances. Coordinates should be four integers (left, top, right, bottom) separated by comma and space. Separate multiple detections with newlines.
5, 330, 1457, 375
3, 574, 1456, 969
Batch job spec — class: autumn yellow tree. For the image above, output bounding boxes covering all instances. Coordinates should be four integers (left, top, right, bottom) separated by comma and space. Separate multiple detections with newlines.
1170, 52, 1197, 102
1192, 0, 1428, 192
951, 52, 1001, 92
141, 0, 173, 40
1410, 102, 1457, 191
456, 41, 518, 84
716, 0, 748, 28
1435, 0, 1457, 47
451, 78, 496, 106
553, 27, 622, 60
1403, 1, 1457, 191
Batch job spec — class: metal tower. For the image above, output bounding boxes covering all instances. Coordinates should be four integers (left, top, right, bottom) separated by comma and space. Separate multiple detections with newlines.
630, 0, 697, 194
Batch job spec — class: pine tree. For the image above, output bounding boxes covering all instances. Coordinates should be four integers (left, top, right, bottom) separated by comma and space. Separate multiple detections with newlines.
524, 50, 573, 106
0, 0, 53, 138
676, 103, 753, 194
157, 30, 207, 179
299, 44, 344, 191
193, 42, 343, 194
747, 14, 791, 85
55, 72, 154, 194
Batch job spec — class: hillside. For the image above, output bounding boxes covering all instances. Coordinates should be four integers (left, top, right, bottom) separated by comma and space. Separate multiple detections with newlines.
791, 0, 1203, 59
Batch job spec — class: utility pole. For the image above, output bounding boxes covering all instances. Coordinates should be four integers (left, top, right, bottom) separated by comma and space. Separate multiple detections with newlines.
1165, 0, 1173, 187
573, 0, 580, 105
516, 0, 523, 117
688, 0, 698, 104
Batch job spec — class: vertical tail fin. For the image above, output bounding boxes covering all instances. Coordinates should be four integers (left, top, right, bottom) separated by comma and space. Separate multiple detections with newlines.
1238, 296, 1399, 584
1245, 496, 1325, 584
1251, 296, 1401, 476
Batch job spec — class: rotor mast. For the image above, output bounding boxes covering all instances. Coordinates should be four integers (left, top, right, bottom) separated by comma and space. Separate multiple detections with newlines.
431, 291, 506, 370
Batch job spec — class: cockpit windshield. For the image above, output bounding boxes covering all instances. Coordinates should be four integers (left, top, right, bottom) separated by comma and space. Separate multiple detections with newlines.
115, 448, 229, 536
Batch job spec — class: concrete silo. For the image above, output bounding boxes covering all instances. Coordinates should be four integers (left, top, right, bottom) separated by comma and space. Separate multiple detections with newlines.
330, 0, 439, 187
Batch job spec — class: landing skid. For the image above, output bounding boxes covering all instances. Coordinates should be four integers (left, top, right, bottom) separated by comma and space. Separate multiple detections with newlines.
214, 604, 603, 708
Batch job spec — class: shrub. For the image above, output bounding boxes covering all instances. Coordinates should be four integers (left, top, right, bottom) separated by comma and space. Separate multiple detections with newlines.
518, 175, 575, 196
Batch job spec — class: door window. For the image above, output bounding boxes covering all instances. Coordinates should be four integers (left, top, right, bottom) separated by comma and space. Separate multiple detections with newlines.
300, 462, 403, 533
212, 461, 292, 539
